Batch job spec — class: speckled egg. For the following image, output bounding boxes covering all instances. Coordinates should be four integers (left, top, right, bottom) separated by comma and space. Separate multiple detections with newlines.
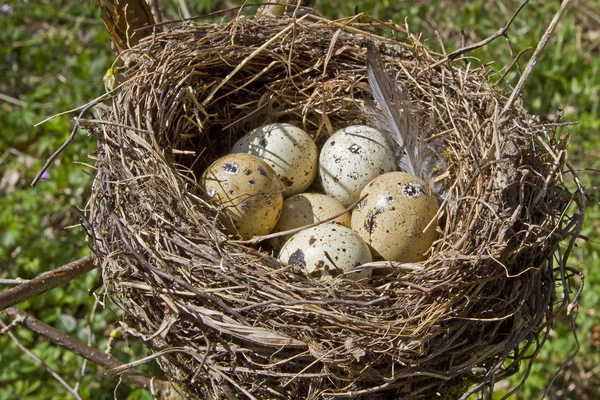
200, 153, 284, 240
351, 172, 438, 262
270, 193, 351, 250
278, 223, 372, 281
231, 123, 318, 197
319, 125, 397, 207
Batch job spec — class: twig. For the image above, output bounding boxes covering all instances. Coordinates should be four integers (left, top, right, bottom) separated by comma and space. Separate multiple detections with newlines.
148, 0, 163, 24
0, 255, 96, 312
450, 0, 529, 59
502, 0, 573, 113
1, 307, 173, 396
537, 161, 586, 397
233, 194, 367, 245
31, 100, 99, 187
104, 347, 203, 376
502, 33, 524, 77
75, 296, 100, 393
0, 317, 83, 400
494, 46, 533, 85
0, 92, 27, 107
422, 0, 530, 73
178, 0, 192, 19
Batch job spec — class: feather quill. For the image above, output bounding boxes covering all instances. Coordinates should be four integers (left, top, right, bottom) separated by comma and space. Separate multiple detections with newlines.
366, 42, 444, 198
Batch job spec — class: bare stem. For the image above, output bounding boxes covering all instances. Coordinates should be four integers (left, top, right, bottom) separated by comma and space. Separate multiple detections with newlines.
1, 307, 175, 396
0, 317, 83, 399
421, 0, 530, 73
0, 255, 97, 312
502, 0, 573, 113
233, 194, 367, 245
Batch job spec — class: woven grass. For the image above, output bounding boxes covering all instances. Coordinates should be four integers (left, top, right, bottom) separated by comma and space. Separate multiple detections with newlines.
85, 13, 583, 399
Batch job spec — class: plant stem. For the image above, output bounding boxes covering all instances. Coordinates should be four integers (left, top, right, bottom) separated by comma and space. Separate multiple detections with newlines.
2, 307, 176, 397
0, 255, 97, 312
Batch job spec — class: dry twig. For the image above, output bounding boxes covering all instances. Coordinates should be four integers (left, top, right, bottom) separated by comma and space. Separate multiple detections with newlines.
1, 307, 176, 397
0, 255, 96, 312
503, 0, 574, 113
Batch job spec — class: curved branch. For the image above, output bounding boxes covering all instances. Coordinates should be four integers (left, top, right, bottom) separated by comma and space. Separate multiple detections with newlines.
0, 255, 97, 312
2, 307, 176, 397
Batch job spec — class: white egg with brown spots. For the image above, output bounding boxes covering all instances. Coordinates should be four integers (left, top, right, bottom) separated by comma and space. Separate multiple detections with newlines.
351, 172, 438, 262
319, 125, 397, 207
201, 153, 284, 240
278, 223, 372, 281
270, 193, 351, 250
231, 123, 318, 197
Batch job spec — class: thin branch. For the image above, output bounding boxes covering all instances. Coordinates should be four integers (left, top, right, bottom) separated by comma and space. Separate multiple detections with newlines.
450, 0, 529, 59
0, 255, 97, 312
104, 347, 204, 376
233, 194, 367, 245
1, 307, 173, 396
0, 317, 83, 400
494, 46, 533, 85
148, 0, 163, 24
178, 0, 192, 19
31, 101, 99, 187
75, 295, 100, 393
422, 0, 530, 72
502, 33, 524, 77
0, 92, 27, 107
502, 0, 573, 113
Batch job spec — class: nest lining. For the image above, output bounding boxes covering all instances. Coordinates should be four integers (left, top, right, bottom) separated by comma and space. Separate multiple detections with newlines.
86, 14, 579, 399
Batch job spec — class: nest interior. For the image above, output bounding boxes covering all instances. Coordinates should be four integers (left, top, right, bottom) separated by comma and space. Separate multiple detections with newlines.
86, 14, 580, 399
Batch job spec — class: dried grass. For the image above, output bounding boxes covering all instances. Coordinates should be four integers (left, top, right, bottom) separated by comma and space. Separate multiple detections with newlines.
84, 14, 583, 399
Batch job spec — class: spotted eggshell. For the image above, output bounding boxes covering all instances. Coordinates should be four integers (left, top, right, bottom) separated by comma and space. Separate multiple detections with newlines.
270, 193, 351, 250
351, 172, 438, 262
319, 125, 397, 207
201, 153, 284, 240
278, 223, 372, 281
231, 123, 318, 197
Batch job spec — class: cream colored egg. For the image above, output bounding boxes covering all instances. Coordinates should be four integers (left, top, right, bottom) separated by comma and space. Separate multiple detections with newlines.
279, 223, 372, 281
231, 123, 318, 197
319, 125, 397, 207
351, 172, 438, 262
201, 153, 284, 240
270, 193, 351, 249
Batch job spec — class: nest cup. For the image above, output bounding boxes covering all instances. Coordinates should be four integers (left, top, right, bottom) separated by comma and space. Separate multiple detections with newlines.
86, 14, 579, 399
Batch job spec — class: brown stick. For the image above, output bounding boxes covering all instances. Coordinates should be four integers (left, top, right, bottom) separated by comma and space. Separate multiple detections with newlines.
0, 255, 97, 312
2, 307, 175, 397
148, 0, 163, 24
232, 194, 367, 245
95, 0, 156, 55
0, 317, 82, 399
257, 0, 316, 16
502, 0, 573, 113
421, 0, 530, 73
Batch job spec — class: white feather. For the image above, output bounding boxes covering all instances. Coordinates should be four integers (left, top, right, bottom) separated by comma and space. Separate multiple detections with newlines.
366, 42, 444, 197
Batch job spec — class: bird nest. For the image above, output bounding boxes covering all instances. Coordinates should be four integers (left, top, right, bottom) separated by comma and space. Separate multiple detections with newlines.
84, 14, 583, 399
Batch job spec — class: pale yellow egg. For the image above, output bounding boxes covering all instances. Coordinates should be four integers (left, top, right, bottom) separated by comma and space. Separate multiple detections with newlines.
351, 172, 438, 262
201, 153, 284, 239
270, 193, 351, 250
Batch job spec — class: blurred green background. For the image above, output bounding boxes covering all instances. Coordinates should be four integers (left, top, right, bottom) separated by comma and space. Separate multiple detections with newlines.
0, 0, 598, 398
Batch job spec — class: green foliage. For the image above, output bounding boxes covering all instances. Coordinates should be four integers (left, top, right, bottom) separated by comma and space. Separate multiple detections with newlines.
0, 0, 153, 398
1, 0, 598, 398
